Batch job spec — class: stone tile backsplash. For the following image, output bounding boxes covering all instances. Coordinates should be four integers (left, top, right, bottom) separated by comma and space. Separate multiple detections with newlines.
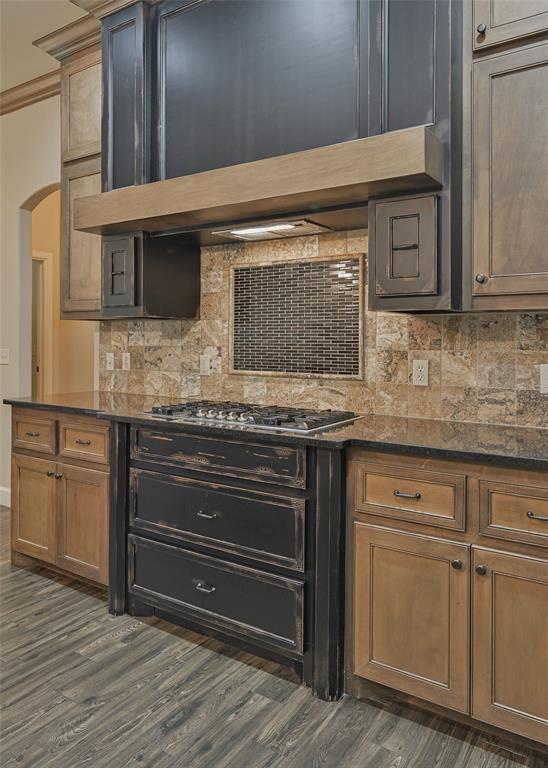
99, 229, 548, 428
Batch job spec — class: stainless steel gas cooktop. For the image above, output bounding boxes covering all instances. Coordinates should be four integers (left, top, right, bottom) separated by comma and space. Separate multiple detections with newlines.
145, 401, 360, 434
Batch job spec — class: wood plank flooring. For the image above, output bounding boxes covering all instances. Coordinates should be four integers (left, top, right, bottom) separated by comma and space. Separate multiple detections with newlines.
0, 506, 544, 768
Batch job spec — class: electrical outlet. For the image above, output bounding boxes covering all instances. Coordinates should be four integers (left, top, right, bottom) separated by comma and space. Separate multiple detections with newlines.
412, 359, 429, 386
540, 364, 548, 394
106, 352, 114, 371
0, 348, 9, 365
122, 352, 131, 371
200, 354, 211, 375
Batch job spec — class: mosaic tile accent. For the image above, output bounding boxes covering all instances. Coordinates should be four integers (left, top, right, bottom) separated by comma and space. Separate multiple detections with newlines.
232, 257, 361, 377
99, 228, 548, 428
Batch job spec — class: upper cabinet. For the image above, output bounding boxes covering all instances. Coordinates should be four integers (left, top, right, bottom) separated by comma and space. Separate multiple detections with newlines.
473, 0, 548, 50
61, 47, 102, 163
471, 43, 548, 309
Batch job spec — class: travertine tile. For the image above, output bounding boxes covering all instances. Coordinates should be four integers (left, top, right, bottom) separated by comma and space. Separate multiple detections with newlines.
318, 231, 348, 256
408, 386, 442, 420
376, 351, 408, 384
375, 383, 408, 417
346, 229, 368, 254
477, 388, 516, 426
476, 349, 516, 389
517, 313, 548, 351
376, 314, 409, 350
441, 351, 477, 387
516, 351, 545, 390
442, 316, 477, 350
408, 316, 442, 350
516, 390, 548, 427
128, 320, 144, 346
477, 314, 516, 348
441, 387, 479, 423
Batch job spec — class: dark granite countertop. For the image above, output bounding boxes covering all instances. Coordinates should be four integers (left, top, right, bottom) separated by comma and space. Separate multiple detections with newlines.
4, 391, 548, 469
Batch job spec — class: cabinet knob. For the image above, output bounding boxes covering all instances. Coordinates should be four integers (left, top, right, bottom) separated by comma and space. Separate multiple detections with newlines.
476, 22, 486, 34
46, 470, 55, 477
475, 273, 487, 284
54, 473, 63, 480
475, 564, 487, 576
451, 559, 463, 570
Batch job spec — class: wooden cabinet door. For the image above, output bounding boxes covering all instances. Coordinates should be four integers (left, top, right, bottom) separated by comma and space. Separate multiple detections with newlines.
61, 157, 102, 316
472, 43, 548, 302
354, 524, 470, 712
473, 0, 548, 50
61, 47, 101, 162
472, 548, 548, 744
11, 454, 57, 564
56, 464, 108, 585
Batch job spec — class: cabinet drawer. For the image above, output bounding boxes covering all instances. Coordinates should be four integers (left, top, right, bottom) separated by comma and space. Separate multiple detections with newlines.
130, 469, 305, 571
59, 421, 109, 465
131, 427, 306, 488
353, 461, 466, 530
479, 480, 548, 548
128, 535, 304, 653
13, 411, 56, 455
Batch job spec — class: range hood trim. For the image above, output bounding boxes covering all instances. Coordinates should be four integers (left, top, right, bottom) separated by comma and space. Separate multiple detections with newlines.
73, 126, 443, 236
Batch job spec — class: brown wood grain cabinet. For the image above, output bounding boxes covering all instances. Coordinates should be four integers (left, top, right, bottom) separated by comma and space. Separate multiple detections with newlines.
61, 47, 101, 163
347, 448, 548, 747
471, 42, 548, 308
354, 524, 470, 713
61, 156, 102, 318
473, 0, 548, 50
10, 409, 110, 586
472, 548, 548, 743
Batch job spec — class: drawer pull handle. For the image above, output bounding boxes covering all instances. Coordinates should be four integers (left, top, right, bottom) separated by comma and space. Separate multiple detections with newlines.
394, 490, 422, 500
451, 559, 463, 570
75, 439, 92, 446
46, 470, 55, 477
25, 431, 40, 437
392, 243, 418, 252
196, 510, 217, 520
54, 473, 63, 480
194, 580, 216, 595
527, 510, 548, 522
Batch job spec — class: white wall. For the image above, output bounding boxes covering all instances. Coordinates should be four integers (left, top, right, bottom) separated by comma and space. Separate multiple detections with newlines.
0, 96, 61, 505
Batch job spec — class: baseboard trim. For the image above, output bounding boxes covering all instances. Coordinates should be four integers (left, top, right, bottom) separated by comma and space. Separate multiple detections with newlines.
0, 486, 10, 507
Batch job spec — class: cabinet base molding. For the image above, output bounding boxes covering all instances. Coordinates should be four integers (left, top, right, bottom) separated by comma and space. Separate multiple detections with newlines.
346, 676, 548, 758
10, 549, 108, 592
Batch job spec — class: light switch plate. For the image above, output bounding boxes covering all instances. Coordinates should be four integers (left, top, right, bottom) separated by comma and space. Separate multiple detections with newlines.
106, 352, 115, 371
412, 359, 429, 386
540, 364, 548, 394
122, 352, 131, 371
0, 348, 9, 365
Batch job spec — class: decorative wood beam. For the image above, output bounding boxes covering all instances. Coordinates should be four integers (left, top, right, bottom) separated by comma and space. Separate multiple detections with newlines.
33, 15, 101, 62
0, 71, 61, 116
69, 0, 161, 20
74, 126, 443, 236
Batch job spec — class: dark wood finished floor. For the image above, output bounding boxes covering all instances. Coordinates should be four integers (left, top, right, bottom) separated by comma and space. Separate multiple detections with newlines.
0, 506, 544, 768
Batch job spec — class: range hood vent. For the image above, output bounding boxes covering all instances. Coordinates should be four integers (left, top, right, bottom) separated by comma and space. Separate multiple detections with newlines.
211, 219, 331, 241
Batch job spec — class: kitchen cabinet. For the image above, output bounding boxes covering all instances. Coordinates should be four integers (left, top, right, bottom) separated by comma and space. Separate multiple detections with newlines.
11, 454, 57, 564
347, 448, 548, 745
473, 0, 548, 50
10, 409, 110, 586
61, 157, 102, 317
353, 524, 470, 712
57, 464, 109, 584
470, 42, 548, 309
472, 548, 548, 743
61, 46, 101, 162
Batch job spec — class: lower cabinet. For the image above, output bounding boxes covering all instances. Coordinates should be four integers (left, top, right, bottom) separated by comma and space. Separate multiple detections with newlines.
353, 524, 470, 712
11, 454, 57, 564
472, 548, 548, 744
57, 464, 109, 585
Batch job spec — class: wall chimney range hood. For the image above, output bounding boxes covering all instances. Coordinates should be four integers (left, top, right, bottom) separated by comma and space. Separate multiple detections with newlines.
73, 126, 443, 238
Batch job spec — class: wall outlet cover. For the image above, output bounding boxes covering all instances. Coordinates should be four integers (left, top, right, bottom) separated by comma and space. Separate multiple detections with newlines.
540, 364, 548, 395
412, 358, 429, 386
122, 352, 131, 371
200, 354, 211, 375
0, 348, 9, 365
106, 352, 115, 371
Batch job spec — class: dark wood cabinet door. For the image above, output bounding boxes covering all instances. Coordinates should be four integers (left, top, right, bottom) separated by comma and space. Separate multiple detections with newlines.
472, 43, 548, 302
102, 235, 136, 308
155, 0, 360, 179
472, 548, 548, 744
102, 2, 151, 190
57, 464, 109, 585
473, 0, 548, 50
353, 524, 470, 713
370, 195, 438, 300
11, 454, 57, 564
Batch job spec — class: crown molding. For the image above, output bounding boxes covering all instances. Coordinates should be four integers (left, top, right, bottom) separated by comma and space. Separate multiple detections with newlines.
69, 0, 161, 20
0, 70, 61, 117
33, 15, 101, 62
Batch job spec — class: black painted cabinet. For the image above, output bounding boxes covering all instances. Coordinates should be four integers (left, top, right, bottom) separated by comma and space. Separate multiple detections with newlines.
101, 232, 200, 318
